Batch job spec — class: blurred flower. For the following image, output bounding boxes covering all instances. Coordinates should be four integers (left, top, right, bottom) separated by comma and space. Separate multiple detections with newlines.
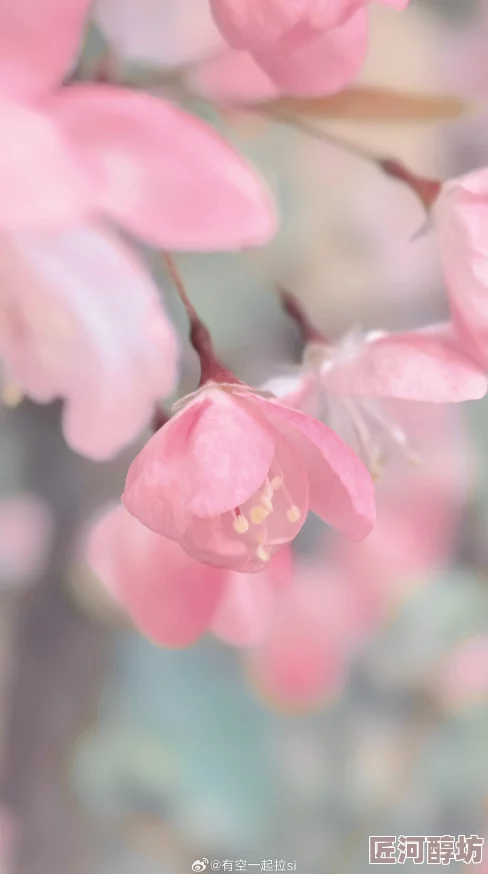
0, 0, 277, 459
86, 503, 293, 647
0, 493, 54, 585
122, 382, 375, 572
0, 226, 179, 460
209, 0, 410, 96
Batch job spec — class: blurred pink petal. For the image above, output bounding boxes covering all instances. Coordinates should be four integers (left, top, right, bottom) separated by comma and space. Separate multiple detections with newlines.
247, 570, 348, 709
0, 494, 53, 583
252, 9, 368, 96
87, 505, 227, 647
47, 85, 277, 251
87, 503, 294, 647
0, 0, 91, 101
0, 224, 178, 460
0, 100, 90, 231
210, 546, 293, 645
436, 169, 488, 371
94, 0, 224, 67
123, 383, 375, 571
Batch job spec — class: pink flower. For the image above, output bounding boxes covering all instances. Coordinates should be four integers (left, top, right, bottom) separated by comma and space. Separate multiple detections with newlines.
264, 322, 486, 475
122, 381, 376, 572
208, 0, 411, 96
86, 503, 293, 647
0, 225, 179, 459
0, 0, 277, 458
0, 493, 54, 584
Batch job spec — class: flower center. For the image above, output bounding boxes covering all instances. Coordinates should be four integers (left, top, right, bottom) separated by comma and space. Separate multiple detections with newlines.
230, 467, 303, 563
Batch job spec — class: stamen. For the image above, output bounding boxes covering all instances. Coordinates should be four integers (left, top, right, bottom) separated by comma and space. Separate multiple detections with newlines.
233, 514, 249, 534
256, 545, 271, 562
271, 476, 283, 491
261, 495, 274, 513
286, 505, 301, 523
250, 506, 269, 525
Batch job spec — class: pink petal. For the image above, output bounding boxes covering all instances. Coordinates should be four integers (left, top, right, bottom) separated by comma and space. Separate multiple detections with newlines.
253, 397, 376, 540
94, 0, 224, 67
0, 0, 91, 101
47, 85, 277, 250
189, 48, 280, 105
436, 172, 488, 371
87, 505, 226, 647
321, 327, 488, 402
210, 545, 293, 644
123, 390, 275, 537
247, 572, 347, 708
0, 100, 89, 231
253, 8, 368, 96
0, 225, 178, 459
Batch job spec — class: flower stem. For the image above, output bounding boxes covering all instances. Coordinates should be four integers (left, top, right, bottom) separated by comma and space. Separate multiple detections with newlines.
278, 287, 326, 344
261, 110, 442, 212
161, 252, 239, 386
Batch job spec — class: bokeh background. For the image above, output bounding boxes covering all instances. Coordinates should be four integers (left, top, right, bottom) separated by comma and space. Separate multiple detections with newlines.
1, 0, 488, 871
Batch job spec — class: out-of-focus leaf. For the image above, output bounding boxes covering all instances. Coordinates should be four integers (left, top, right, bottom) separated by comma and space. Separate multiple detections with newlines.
257, 86, 469, 123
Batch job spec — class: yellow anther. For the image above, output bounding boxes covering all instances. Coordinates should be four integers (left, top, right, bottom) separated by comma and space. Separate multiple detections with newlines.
271, 476, 283, 491
256, 545, 271, 562
250, 506, 269, 525
233, 515, 249, 534
261, 495, 274, 513
1, 383, 24, 408
286, 505, 301, 523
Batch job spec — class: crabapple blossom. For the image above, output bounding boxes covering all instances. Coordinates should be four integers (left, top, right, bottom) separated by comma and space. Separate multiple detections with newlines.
87, 503, 293, 647
122, 380, 376, 572
265, 294, 486, 475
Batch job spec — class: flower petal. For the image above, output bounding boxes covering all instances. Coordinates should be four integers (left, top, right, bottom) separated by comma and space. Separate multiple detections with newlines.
253, 397, 376, 540
0, 100, 89, 231
189, 48, 280, 104
253, 8, 368, 96
0, 0, 91, 101
47, 85, 277, 250
321, 327, 488, 402
1, 224, 178, 459
210, 546, 293, 645
87, 505, 226, 647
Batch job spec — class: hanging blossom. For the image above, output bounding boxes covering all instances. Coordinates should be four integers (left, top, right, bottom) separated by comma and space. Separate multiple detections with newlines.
122, 257, 375, 572
87, 503, 293, 647
262, 290, 487, 477
208, 0, 411, 96
0, 0, 276, 460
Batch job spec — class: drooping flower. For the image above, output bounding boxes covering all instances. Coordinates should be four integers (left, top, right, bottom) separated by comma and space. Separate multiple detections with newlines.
122, 379, 376, 572
87, 503, 293, 646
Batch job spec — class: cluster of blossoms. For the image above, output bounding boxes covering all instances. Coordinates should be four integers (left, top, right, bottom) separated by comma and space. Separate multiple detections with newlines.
4, 0, 488, 707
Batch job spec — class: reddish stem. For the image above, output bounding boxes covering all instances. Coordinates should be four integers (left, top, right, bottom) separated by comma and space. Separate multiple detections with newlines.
379, 159, 442, 211
161, 252, 240, 386
278, 287, 326, 344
